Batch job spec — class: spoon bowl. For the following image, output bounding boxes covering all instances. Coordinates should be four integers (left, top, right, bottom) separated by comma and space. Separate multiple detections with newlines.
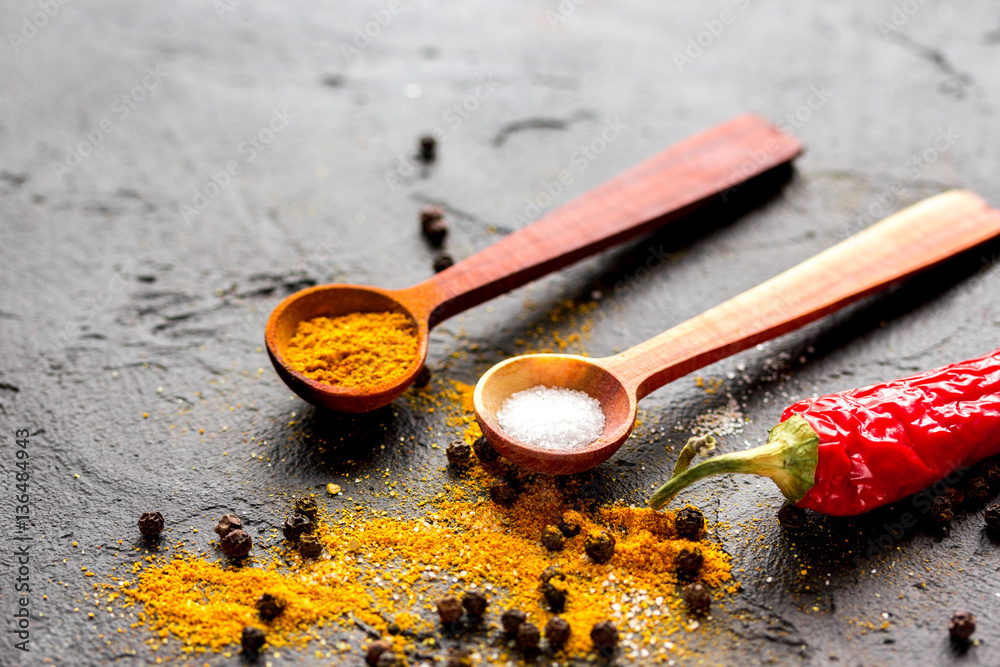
265, 283, 428, 412
474, 190, 1000, 475
263, 115, 802, 412
474, 354, 636, 474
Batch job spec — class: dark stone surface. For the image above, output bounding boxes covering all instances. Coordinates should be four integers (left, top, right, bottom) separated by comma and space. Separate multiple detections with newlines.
3, 1, 1000, 665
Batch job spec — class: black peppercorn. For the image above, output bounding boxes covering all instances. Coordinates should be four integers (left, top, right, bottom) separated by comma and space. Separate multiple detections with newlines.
461, 590, 488, 617
214, 514, 242, 539
414, 365, 432, 388
298, 533, 322, 558
472, 435, 501, 463
240, 626, 266, 654
376, 651, 403, 667
676, 547, 704, 580
984, 460, 1000, 487
985, 504, 1000, 531
948, 611, 975, 641
683, 582, 711, 616
446, 440, 472, 468
420, 205, 448, 247
436, 595, 463, 624
557, 513, 581, 538
365, 639, 391, 666
968, 476, 990, 503
138, 511, 164, 536
221, 529, 253, 558
516, 622, 540, 652
542, 581, 567, 613
590, 620, 618, 656
432, 253, 454, 273
418, 135, 437, 162
489, 479, 517, 507
777, 504, 806, 530
931, 495, 954, 524
545, 615, 571, 650
945, 486, 965, 509
282, 514, 313, 542
256, 593, 285, 621
501, 608, 526, 635
294, 497, 318, 521
674, 506, 705, 540
541, 525, 565, 551
540, 564, 565, 585
584, 529, 615, 564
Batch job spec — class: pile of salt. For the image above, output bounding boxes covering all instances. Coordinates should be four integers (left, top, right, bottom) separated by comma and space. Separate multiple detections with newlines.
497, 385, 605, 451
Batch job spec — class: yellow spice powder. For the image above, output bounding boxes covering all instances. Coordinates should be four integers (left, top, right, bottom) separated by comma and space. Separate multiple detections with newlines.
284, 311, 419, 389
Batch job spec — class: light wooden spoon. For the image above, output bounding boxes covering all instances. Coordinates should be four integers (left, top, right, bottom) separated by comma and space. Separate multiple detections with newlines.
473, 190, 1000, 474
266, 115, 801, 412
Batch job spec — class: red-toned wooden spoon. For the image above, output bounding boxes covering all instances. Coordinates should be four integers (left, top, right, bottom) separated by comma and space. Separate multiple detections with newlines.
266, 114, 801, 412
474, 190, 1000, 474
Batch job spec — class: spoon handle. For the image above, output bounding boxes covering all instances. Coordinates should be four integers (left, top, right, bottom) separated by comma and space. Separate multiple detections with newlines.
412, 114, 801, 325
604, 190, 1000, 398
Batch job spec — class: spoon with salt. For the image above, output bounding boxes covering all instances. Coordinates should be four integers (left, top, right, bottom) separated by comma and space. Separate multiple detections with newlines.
474, 190, 1000, 474
266, 115, 801, 412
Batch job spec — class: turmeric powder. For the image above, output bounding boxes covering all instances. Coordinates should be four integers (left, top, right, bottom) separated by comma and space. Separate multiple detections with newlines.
284, 311, 418, 388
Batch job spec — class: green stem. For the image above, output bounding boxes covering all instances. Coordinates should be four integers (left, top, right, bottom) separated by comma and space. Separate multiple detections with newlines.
671, 435, 716, 477
649, 414, 820, 510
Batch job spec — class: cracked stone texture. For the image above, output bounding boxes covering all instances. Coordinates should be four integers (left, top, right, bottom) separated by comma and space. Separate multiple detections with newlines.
2, 0, 1000, 665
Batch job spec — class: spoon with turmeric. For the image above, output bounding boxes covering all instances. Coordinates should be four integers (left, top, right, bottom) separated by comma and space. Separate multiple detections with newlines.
473, 190, 1000, 474
266, 114, 801, 412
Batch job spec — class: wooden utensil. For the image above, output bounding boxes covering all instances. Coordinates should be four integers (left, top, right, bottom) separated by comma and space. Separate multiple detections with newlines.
474, 190, 1000, 474
266, 114, 801, 412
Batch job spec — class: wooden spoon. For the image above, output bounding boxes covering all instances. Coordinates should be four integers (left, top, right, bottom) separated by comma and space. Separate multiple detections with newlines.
474, 190, 1000, 474
266, 114, 801, 412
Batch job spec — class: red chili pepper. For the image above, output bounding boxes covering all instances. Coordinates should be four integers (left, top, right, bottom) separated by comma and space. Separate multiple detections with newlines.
649, 347, 1000, 516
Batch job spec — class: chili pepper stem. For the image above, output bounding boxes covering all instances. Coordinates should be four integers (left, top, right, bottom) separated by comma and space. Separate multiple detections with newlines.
649, 415, 819, 510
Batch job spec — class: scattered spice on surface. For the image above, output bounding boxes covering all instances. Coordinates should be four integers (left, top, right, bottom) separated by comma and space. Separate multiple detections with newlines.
674, 506, 704, 540
432, 252, 454, 273
420, 205, 447, 247
546, 615, 571, 649
516, 622, 541, 652
461, 590, 488, 617
214, 514, 242, 539
436, 595, 463, 625
985, 503, 1000, 531
282, 514, 312, 542
541, 525, 565, 551
584, 529, 615, 563
777, 504, 806, 530
240, 626, 266, 654
683, 582, 711, 616
949, 611, 976, 641
445, 440, 471, 467
137, 511, 164, 536
220, 529, 252, 558
497, 386, 605, 450
284, 312, 419, 389
472, 434, 501, 463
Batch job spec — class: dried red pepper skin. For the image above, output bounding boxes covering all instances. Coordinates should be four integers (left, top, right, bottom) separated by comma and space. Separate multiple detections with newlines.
789, 348, 1000, 516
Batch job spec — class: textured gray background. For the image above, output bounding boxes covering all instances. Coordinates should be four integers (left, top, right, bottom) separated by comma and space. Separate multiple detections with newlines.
2, 1, 1000, 665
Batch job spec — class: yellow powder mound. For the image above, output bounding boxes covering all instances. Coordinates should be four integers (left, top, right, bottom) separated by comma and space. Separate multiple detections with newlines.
284, 311, 418, 389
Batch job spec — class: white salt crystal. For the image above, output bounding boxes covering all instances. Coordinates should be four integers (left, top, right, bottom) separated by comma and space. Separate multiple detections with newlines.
497, 385, 604, 450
